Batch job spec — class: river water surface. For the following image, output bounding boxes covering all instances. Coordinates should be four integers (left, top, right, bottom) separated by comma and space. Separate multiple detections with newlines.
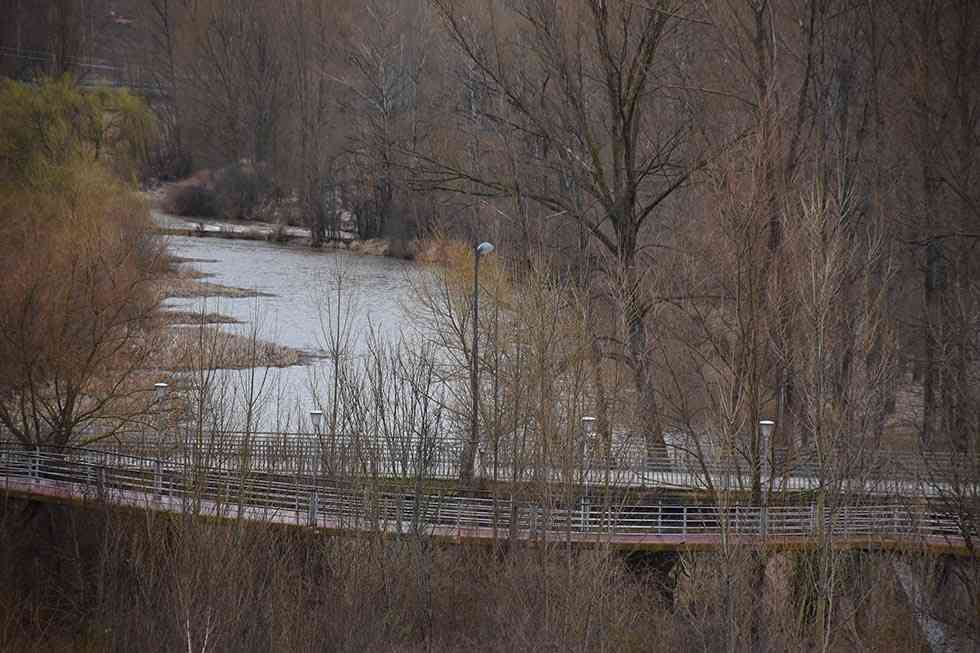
162, 233, 420, 430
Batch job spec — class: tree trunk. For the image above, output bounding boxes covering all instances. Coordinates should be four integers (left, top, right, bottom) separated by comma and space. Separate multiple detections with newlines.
626, 306, 665, 463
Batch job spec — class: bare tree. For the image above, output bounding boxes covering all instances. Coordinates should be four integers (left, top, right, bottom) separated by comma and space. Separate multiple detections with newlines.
182, 1, 289, 166
131, 0, 193, 175
897, 0, 980, 451
333, 0, 435, 241
424, 0, 709, 460
281, 0, 350, 247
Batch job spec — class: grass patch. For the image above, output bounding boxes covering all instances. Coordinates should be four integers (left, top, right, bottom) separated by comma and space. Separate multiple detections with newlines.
158, 310, 240, 326
154, 276, 271, 299
154, 325, 303, 370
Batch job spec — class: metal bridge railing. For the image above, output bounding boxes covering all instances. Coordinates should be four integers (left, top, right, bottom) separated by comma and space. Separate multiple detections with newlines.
0, 445, 971, 544
3, 433, 975, 498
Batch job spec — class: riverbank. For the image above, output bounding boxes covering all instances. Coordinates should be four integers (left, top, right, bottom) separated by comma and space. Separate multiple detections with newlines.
148, 187, 416, 259
149, 324, 305, 370
152, 254, 273, 301
151, 249, 307, 370
154, 213, 416, 258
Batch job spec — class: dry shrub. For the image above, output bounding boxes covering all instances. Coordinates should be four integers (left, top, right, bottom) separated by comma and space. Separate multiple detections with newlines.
162, 163, 282, 221
4, 498, 975, 652
212, 161, 279, 220
0, 501, 672, 652
163, 182, 219, 218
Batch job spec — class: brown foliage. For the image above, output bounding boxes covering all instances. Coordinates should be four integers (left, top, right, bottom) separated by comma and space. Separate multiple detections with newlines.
0, 162, 163, 446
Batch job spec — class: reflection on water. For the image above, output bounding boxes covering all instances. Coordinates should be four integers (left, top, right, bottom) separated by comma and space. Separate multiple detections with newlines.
163, 235, 419, 429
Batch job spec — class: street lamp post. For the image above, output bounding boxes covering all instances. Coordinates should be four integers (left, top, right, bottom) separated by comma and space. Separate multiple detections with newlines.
151, 382, 168, 457
148, 381, 170, 488
309, 409, 324, 527
579, 418, 595, 529
759, 419, 775, 537
580, 416, 596, 471
463, 241, 494, 484
310, 409, 323, 475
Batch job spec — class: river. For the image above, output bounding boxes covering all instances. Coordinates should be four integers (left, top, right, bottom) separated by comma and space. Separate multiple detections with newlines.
162, 232, 420, 431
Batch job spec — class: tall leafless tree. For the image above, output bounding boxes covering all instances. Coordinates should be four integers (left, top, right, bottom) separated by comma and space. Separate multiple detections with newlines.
425, 0, 710, 460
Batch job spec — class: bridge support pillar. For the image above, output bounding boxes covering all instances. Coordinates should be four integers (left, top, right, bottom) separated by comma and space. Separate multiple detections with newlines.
623, 551, 679, 607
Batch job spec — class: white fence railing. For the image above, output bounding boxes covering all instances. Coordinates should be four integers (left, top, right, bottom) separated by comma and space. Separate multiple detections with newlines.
3, 432, 975, 497
0, 446, 971, 545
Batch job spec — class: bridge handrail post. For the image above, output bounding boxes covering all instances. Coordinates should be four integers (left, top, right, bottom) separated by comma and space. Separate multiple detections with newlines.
154, 460, 162, 499
682, 505, 687, 535
396, 492, 404, 533
308, 490, 319, 528
295, 481, 301, 525
315, 439, 321, 478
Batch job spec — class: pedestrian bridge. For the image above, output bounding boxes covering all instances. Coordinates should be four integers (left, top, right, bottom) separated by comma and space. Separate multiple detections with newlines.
39, 431, 978, 498
1, 444, 972, 555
